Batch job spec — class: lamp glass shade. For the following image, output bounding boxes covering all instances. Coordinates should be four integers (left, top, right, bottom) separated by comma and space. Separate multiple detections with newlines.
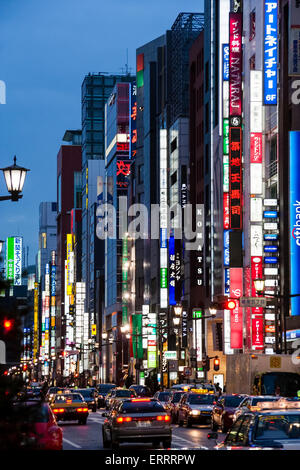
173, 317, 180, 326
254, 279, 265, 294
174, 306, 183, 316
1, 157, 29, 194
0, 240, 3, 254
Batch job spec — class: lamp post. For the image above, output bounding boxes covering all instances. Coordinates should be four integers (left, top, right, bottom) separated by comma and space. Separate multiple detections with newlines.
0, 156, 30, 202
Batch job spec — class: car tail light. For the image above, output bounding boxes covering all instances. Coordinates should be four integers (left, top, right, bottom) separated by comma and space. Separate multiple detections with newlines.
53, 408, 64, 413
131, 398, 151, 402
116, 417, 132, 423
156, 415, 171, 422
76, 408, 88, 412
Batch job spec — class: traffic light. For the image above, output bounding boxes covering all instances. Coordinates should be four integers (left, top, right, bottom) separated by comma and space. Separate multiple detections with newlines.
22, 364, 28, 372
3, 318, 14, 333
210, 296, 238, 313
213, 357, 220, 371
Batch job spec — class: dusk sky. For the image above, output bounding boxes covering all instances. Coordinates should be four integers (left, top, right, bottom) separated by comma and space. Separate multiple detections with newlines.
0, 0, 203, 265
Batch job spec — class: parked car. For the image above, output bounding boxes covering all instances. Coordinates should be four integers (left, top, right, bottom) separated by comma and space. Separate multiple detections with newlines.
102, 398, 172, 449
96, 384, 116, 408
177, 392, 218, 427
208, 398, 300, 450
211, 394, 245, 433
0, 399, 63, 450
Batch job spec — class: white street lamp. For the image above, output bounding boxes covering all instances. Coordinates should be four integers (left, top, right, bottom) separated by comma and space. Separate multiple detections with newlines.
254, 278, 265, 296
0, 156, 30, 202
0, 240, 3, 255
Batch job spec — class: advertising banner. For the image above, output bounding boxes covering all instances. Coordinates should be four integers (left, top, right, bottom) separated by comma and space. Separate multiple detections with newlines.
263, 0, 278, 105
229, 13, 243, 116
230, 268, 243, 349
289, 131, 300, 316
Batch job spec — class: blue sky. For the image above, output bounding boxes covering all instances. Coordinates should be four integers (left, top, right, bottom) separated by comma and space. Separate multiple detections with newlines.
0, 0, 203, 265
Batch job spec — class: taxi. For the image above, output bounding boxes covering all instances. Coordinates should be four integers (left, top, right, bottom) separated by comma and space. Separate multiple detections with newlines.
177, 389, 217, 427
49, 392, 89, 425
208, 399, 300, 450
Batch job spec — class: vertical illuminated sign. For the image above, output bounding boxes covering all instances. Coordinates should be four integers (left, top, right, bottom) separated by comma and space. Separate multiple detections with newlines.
66, 234, 73, 296
263, 0, 278, 105
160, 130, 168, 308
229, 13, 243, 116
289, 131, 300, 316
130, 82, 137, 160
169, 235, 176, 306
229, 124, 243, 229
33, 282, 39, 360
230, 268, 243, 349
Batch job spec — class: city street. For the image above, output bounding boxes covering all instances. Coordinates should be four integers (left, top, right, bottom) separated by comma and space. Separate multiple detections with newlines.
61, 410, 223, 450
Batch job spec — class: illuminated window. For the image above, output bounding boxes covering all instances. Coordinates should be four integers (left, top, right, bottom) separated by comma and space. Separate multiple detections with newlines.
41, 233, 47, 249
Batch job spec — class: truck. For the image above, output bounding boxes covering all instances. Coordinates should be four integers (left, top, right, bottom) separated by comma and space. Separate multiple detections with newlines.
226, 354, 300, 397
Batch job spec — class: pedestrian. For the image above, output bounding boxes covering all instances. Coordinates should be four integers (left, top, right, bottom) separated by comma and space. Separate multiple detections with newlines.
215, 382, 222, 397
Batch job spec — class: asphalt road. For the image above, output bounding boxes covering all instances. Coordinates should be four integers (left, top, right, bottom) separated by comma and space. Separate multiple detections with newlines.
61, 409, 226, 450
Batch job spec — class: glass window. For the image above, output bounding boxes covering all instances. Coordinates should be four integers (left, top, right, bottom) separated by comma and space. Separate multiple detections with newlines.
236, 415, 254, 446
254, 414, 300, 441
188, 394, 217, 405
225, 416, 244, 445
120, 401, 165, 414
224, 396, 244, 407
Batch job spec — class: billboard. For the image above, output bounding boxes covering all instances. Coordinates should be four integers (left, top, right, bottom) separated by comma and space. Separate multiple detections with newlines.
230, 268, 243, 349
6, 236, 23, 286
229, 125, 243, 229
289, 0, 300, 75
290, 131, 300, 316
263, 0, 278, 105
229, 13, 243, 116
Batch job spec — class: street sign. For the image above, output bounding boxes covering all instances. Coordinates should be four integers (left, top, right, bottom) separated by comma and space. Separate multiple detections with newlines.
239, 297, 267, 308
184, 367, 192, 377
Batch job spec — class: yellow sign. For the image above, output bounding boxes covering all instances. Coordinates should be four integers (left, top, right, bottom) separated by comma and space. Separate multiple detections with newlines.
91, 324, 97, 336
33, 283, 39, 360
66, 234, 73, 295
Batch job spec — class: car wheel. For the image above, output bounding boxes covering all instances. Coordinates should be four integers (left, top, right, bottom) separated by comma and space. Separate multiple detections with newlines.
162, 439, 172, 449
211, 417, 218, 431
152, 440, 160, 448
79, 417, 87, 425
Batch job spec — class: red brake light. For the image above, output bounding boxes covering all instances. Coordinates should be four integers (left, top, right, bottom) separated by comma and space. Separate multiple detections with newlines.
157, 415, 170, 421
53, 408, 64, 413
116, 416, 132, 423
131, 398, 151, 402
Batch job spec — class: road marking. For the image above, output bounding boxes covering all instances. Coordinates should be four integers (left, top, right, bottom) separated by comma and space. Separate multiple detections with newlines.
63, 438, 82, 449
172, 434, 201, 447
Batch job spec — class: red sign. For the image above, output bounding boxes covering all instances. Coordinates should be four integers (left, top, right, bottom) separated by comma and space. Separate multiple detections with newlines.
223, 193, 230, 229
229, 13, 243, 116
252, 317, 264, 350
250, 133, 263, 163
230, 268, 243, 349
229, 126, 243, 229
245, 266, 252, 350
117, 142, 129, 152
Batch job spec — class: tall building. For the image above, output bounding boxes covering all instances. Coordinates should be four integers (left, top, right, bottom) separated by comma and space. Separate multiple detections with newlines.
37, 202, 57, 291
56, 130, 82, 380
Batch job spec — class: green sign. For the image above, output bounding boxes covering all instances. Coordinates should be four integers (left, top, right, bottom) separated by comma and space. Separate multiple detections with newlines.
6, 237, 14, 281
223, 119, 229, 155
193, 310, 203, 319
160, 268, 168, 288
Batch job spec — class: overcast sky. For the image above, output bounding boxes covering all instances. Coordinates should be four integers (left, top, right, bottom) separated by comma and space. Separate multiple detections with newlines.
0, 0, 204, 265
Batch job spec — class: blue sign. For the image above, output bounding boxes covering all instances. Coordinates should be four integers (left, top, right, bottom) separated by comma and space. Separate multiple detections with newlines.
160, 229, 168, 249
51, 265, 56, 296
264, 233, 278, 241
264, 211, 278, 218
224, 268, 230, 296
286, 329, 300, 341
264, 246, 278, 253
263, 1, 278, 105
290, 131, 300, 316
45, 318, 50, 330
223, 44, 229, 81
264, 257, 278, 264
224, 230, 230, 267
169, 235, 176, 306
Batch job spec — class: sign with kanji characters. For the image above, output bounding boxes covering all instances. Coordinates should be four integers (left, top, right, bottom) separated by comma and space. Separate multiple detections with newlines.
263, 0, 278, 105
116, 159, 131, 191
229, 126, 243, 229
169, 235, 176, 306
130, 82, 137, 159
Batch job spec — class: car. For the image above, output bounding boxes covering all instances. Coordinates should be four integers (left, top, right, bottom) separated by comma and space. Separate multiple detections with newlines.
129, 385, 152, 397
211, 394, 245, 433
0, 399, 63, 450
102, 398, 172, 449
46, 387, 68, 402
96, 383, 117, 408
153, 391, 172, 409
208, 398, 300, 450
171, 384, 194, 392
233, 395, 280, 421
49, 392, 89, 425
106, 388, 137, 410
177, 392, 218, 427
72, 388, 98, 412
164, 391, 186, 424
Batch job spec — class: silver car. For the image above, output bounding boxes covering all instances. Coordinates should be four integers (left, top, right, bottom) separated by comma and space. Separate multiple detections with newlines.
102, 398, 172, 449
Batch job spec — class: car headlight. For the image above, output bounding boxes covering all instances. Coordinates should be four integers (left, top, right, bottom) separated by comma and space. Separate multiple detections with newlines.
228, 414, 234, 418
190, 410, 200, 416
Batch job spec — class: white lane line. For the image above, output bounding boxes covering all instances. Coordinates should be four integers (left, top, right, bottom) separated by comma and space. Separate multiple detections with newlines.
63, 438, 82, 449
172, 434, 201, 447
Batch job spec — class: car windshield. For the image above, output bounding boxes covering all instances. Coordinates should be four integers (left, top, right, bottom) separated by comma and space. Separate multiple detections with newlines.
254, 414, 300, 441
11, 403, 49, 423
115, 390, 136, 398
188, 394, 216, 405
120, 401, 165, 414
224, 396, 244, 407
54, 394, 83, 403
157, 393, 171, 402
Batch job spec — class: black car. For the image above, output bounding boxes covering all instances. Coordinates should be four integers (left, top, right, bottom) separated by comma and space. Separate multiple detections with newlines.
96, 384, 117, 408
129, 385, 152, 398
73, 388, 97, 412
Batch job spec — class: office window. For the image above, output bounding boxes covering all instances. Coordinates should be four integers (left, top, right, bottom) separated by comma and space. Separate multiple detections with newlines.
249, 10, 256, 42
